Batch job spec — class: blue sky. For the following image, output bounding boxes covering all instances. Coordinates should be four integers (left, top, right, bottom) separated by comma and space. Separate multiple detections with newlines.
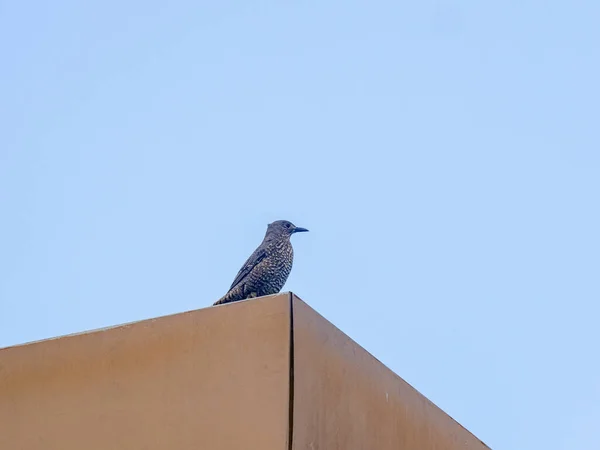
1, 1, 599, 448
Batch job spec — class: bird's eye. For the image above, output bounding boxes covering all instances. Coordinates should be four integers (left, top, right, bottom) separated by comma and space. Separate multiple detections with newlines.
285, 223, 291, 228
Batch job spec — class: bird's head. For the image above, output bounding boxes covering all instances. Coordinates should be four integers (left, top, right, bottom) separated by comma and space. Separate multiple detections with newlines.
266, 220, 309, 239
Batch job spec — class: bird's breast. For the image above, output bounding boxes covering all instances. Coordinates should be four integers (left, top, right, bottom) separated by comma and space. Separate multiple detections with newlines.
251, 240, 294, 294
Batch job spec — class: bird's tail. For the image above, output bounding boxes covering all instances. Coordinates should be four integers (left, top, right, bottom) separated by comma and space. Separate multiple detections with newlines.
213, 285, 254, 306
212, 288, 239, 306
213, 295, 229, 306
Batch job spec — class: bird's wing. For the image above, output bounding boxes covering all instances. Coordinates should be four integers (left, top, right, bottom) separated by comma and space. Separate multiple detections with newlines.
229, 247, 267, 290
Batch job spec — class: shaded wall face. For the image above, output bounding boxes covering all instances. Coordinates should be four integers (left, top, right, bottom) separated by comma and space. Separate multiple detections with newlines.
0, 297, 292, 450
291, 296, 490, 450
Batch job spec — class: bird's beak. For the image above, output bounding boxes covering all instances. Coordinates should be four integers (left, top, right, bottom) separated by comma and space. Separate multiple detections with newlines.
293, 226, 309, 233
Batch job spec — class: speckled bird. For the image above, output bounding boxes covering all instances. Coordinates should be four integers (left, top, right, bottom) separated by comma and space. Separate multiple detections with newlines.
213, 220, 309, 306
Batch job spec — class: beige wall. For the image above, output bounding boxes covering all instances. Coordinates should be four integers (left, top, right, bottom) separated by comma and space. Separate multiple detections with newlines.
0, 293, 489, 450
291, 295, 489, 450
0, 296, 292, 450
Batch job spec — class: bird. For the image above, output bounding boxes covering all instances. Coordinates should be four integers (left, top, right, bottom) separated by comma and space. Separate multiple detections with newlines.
213, 220, 309, 306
